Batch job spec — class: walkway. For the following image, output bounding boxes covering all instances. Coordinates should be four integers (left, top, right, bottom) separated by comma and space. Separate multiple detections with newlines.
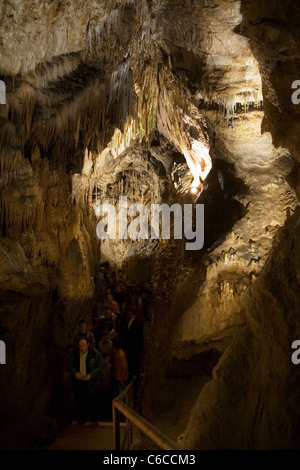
49, 421, 139, 450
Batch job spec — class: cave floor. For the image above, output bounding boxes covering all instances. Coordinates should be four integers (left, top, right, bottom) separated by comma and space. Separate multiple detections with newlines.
152, 375, 212, 443
49, 422, 133, 451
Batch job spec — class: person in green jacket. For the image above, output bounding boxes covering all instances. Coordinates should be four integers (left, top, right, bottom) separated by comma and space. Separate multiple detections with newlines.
67, 337, 105, 425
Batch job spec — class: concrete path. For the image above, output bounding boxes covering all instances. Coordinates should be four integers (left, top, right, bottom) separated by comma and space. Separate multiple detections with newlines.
49, 422, 118, 450
49, 421, 140, 450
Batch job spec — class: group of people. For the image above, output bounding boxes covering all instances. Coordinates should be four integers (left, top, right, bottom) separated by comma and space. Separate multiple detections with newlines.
66, 262, 152, 425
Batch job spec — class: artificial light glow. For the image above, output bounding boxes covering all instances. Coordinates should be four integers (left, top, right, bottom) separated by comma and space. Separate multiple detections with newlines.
183, 138, 212, 194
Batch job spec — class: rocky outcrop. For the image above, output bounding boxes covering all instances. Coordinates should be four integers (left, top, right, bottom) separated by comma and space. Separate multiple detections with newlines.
179, 0, 300, 450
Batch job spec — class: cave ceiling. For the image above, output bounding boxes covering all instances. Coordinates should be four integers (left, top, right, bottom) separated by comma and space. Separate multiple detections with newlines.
0, 0, 275, 265
0, 0, 263, 178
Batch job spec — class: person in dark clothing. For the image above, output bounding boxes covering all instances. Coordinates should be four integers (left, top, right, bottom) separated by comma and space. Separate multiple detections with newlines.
67, 337, 105, 424
99, 353, 113, 421
92, 312, 106, 345
73, 319, 96, 348
98, 329, 114, 362
114, 282, 128, 315
126, 309, 143, 380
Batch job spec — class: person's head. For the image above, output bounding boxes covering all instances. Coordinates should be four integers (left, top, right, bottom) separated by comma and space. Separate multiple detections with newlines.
102, 353, 111, 365
100, 329, 110, 343
78, 338, 89, 354
92, 314, 101, 324
129, 308, 136, 319
104, 320, 113, 332
79, 320, 87, 334
129, 302, 137, 314
115, 316, 124, 327
115, 282, 124, 292
103, 304, 112, 318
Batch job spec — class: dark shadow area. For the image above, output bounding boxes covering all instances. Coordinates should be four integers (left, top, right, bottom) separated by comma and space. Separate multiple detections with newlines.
166, 348, 222, 378
191, 160, 249, 260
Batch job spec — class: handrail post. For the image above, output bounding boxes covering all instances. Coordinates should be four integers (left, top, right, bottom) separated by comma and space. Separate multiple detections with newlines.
126, 383, 133, 449
113, 401, 120, 450
113, 398, 182, 450
125, 387, 129, 450
130, 382, 134, 447
112, 378, 182, 451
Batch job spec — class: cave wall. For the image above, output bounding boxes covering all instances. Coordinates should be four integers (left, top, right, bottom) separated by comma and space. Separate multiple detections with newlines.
178, 0, 300, 450
0, 142, 101, 447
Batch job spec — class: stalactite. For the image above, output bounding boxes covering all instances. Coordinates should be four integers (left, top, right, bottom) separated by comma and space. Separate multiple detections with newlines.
135, 63, 159, 142
108, 59, 132, 127
0, 151, 19, 186
90, 8, 122, 53
198, 90, 264, 115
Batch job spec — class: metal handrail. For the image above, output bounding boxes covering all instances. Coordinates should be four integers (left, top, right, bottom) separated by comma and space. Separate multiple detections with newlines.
112, 380, 183, 451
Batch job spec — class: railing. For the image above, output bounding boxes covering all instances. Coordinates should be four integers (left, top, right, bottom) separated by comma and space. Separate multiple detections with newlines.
112, 380, 183, 451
